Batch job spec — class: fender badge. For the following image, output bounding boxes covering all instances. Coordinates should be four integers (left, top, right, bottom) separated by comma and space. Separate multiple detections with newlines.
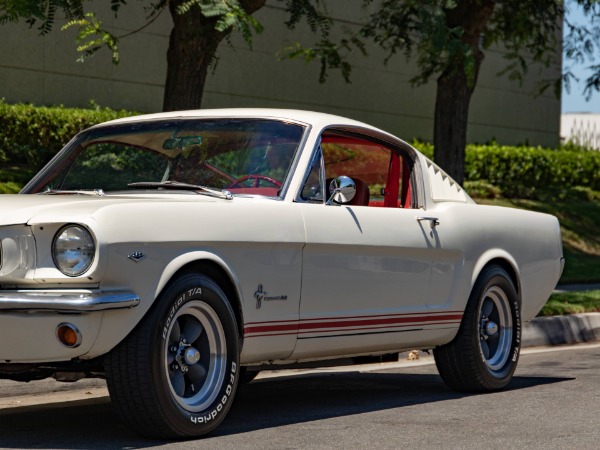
254, 284, 288, 309
128, 252, 146, 263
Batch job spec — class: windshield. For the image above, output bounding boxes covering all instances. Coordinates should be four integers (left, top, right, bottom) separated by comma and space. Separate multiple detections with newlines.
23, 118, 306, 197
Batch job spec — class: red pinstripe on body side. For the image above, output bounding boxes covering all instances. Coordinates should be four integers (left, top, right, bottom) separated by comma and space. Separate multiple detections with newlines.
243, 311, 463, 338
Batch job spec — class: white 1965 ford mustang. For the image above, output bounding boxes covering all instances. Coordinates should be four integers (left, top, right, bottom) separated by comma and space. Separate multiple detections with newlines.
0, 109, 563, 438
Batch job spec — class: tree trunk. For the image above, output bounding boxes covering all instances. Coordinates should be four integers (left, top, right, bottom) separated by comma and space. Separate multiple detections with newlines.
163, 0, 266, 112
433, 0, 496, 185
433, 59, 481, 186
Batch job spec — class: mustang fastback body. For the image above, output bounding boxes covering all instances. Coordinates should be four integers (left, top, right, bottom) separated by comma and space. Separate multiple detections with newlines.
0, 109, 563, 438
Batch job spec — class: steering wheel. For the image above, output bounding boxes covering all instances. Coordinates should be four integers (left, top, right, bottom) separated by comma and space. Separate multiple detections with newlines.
228, 174, 282, 189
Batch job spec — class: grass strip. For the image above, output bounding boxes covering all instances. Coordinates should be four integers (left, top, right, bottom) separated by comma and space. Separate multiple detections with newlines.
539, 290, 600, 316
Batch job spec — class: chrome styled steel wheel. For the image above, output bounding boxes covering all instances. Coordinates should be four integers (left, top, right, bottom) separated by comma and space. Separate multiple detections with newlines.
478, 286, 513, 373
164, 301, 227, 412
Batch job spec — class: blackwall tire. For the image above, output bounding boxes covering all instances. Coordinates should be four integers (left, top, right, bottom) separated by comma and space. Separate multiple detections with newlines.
433, 266, 521, 392
105, 273, 240, 439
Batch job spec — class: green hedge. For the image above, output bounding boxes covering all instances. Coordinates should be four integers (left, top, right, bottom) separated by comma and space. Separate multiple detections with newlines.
0, 101, 598, 200
466, 144, 600, 198
0, 99, 135, 167
412, 141, 600, 199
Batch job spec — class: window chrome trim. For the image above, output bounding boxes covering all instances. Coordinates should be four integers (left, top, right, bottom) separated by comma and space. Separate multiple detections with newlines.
276, 122, 312, 201
295, 138, 326, 204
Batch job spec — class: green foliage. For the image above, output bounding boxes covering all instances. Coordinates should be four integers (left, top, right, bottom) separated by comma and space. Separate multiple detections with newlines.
0, 163, 37, 193
563, 0, 600, 100
177, 0, 264, 46
412, 139, 600, 200
56, 142, 168, 191
280, 0, 364, 83
0, 1, 84, 33
0, 181, 21, 194
410, 140, 434, 159
463, 180, 502, 199
283, 0, 569, 93
0, 99, 136, 168
1, 0, 265, 64
62, 12, 120, 63
540, 290, 600, 316
1, 99, 597, 202
560, 140, 599, 152
284, 40, 357, 83
465, 143, 600, 199
359, 0, 484, 87
412, 139, 600, 201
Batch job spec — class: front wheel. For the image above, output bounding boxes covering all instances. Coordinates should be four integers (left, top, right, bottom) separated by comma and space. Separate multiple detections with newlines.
105, 273, 240, 439
434, 266, 521, 392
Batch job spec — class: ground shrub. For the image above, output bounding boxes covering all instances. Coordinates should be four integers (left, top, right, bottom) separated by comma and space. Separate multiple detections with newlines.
0, 99, 135, 167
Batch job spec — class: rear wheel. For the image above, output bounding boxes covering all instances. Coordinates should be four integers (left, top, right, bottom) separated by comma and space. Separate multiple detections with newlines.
105, 273, 240, 438
434, 266, 521, 392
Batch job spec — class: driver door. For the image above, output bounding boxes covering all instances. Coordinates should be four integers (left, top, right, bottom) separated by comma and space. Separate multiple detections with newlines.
292, 132, 438, 359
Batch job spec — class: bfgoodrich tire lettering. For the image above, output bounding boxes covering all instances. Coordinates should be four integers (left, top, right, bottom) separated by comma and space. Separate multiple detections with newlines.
105, 273, 240, 439
433, 266, 521, 392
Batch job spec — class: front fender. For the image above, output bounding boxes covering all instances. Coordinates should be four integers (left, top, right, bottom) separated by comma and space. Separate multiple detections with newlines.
155, 250, 245, 307
83, 249, 244, 360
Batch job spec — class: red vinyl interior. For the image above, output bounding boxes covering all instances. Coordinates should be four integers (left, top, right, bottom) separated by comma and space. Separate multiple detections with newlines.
227, 187, 279, 196
321, 134, 412, 209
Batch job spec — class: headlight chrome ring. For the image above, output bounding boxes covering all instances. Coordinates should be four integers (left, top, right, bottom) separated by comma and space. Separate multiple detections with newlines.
52, 224, 96, 276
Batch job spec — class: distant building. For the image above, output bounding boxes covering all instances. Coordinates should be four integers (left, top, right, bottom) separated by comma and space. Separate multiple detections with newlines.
0, 2, 562, 147
561, 113, 600, 149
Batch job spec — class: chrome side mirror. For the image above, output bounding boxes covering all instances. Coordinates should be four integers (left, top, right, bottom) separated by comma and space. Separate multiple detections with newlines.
326, 176, 356, 205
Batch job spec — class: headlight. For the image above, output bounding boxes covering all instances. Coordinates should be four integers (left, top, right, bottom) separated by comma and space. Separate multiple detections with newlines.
52, 225, 96, 276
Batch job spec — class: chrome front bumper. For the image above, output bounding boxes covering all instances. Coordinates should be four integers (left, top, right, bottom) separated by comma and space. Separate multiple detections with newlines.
0, 290, 140, 313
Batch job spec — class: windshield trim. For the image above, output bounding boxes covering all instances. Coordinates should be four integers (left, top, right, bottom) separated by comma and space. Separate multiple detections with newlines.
21, 117, 310, 198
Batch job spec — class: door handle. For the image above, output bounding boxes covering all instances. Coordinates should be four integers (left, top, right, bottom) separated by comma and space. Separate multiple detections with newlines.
417, 216, 440, 227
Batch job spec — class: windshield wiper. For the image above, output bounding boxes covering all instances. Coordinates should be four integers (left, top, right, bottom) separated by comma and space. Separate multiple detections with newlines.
38, 189, 106, 196
127, 181, 233, 200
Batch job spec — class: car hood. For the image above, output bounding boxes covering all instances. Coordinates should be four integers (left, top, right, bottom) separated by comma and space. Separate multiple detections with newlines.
0, 193, 223, 226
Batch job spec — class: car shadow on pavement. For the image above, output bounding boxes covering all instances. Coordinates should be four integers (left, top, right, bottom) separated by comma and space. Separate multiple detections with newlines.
215, 371, 573, 437
0, 371, 573, 448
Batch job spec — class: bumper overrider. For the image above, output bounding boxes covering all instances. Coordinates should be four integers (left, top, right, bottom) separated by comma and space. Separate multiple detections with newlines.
0, 290, 139, 363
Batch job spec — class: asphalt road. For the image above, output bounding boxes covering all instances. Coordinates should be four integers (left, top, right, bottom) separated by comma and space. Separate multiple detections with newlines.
1, 343, 599, 449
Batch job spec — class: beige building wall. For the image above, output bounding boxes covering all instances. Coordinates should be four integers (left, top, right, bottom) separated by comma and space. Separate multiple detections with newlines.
0, 2, 561, 147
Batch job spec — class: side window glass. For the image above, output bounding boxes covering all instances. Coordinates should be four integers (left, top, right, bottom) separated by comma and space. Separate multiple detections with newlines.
320, 133, 412, 208
299, 145, 324, 202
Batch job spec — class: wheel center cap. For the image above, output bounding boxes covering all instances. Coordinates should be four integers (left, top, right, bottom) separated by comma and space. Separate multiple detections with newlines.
183, 347, 201, 365
485, 321, 499, 336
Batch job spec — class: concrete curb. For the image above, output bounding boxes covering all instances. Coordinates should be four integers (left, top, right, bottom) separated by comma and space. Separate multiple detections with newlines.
523, 312, 600, 347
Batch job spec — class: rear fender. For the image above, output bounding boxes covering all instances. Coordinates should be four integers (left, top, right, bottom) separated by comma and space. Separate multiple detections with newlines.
470, 250, 520, 300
